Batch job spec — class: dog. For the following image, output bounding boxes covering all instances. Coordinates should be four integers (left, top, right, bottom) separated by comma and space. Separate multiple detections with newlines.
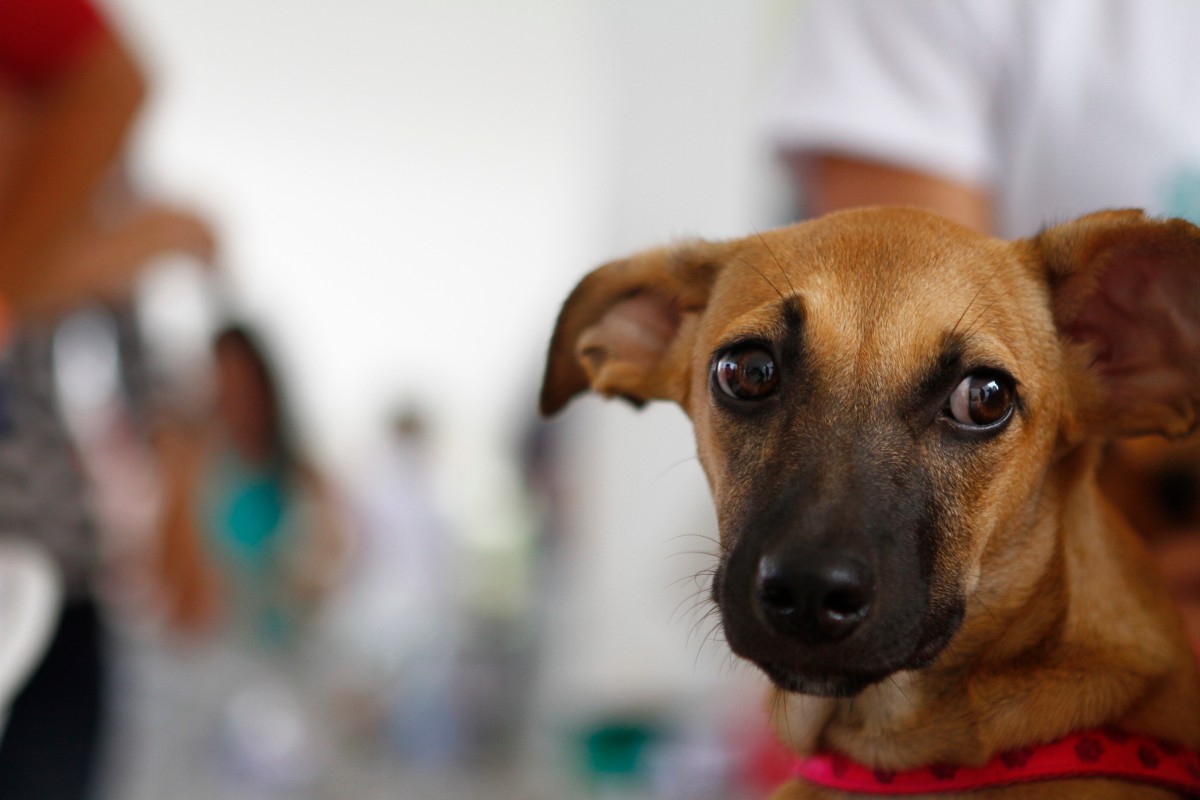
1100, 436, 1200, 647
540, 207, 1200, 797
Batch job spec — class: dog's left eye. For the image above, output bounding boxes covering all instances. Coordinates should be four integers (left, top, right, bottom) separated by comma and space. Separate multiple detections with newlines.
714, 344, 778, 402
947, 373, 1015, 429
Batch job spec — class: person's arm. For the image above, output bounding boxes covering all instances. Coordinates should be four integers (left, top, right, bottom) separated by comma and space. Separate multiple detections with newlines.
769, 1, 1008, 235
154, 424, 222, 634
0, 26, 147, 308
290, 465, 350, 608
22, 201, 215, 315
795, 151, 993, 234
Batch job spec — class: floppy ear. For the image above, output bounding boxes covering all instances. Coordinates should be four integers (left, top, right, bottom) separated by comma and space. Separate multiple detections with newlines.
1033, 209, 1200, 440
539, 243, 721, 415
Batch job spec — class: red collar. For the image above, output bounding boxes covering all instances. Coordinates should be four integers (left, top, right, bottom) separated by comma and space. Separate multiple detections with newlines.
794, 729, 1200, 796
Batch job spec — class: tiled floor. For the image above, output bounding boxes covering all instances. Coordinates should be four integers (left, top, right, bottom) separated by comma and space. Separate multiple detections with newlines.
96, 630, 583, 800
95, 623, 764, 800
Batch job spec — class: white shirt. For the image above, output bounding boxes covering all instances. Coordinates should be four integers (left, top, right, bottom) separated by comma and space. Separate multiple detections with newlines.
0, 540, 59, 736
768, 0, 1200, 237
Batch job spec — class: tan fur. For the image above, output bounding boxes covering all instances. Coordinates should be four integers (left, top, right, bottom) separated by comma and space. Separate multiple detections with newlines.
541, 207, 1200, 798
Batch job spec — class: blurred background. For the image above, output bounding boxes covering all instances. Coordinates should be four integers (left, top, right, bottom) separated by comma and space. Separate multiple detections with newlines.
0, 1, 806, 799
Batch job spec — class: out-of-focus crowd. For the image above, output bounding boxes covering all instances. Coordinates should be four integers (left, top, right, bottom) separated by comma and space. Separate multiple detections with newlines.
0, 2, 547, 798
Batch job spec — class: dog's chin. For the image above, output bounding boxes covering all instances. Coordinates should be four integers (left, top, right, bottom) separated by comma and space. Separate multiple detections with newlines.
753, 644, 942, 699
756, 661, 886, 698
749, 607, 965, 698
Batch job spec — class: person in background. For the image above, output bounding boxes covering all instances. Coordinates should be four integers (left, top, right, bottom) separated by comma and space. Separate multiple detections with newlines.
156, 323, 343, 647
321, 405, 459, 761
0, 1, 213, 797
0, 540, 60, 736
767, 0, 1200, 637
769, 1, 1200, 237
151, 323, 344, 791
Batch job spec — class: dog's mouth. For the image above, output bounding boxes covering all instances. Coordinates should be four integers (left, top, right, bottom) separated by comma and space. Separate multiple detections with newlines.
755, 661, 890, 698
745, 609, 962, 697
905, 607, 964, 668
714, 561, 966, 697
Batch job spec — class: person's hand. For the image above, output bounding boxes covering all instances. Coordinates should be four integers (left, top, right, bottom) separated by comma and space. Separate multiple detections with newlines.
15, 202, 217, 315
63, 201, 217, 278
106, 203, 217, 266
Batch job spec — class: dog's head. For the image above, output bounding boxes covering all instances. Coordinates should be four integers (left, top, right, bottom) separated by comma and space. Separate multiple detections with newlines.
541, 207, 1200, 697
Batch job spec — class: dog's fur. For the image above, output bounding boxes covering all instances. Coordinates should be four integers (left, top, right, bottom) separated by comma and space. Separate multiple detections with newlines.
541, 207, 1200, 798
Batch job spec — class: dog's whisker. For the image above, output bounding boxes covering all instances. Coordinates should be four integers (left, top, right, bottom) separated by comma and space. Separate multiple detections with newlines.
971, 591, 1002, 627
666, 531, 723, 549
670, 592, 705, 628
754, 227, 799, 299
720, 650, 742, 680
710, 633, 739, 677
654, 454, 701, 483
957, 283, 1024, 339
692, 616, 728, 672
676, 584, 712, 614
730, 253, 787, 302
672, 585, 716, 629
887, 674, 918, 714
687, 604, 723, 650
960, 299, 1001, 338
667, 531, 721, 543
948, 256, 1007, 339
667, 550, 720, 561
665, 568, 714, 591
682, 594, 716, 635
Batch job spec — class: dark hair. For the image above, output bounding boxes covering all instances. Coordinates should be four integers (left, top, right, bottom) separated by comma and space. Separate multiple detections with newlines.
213, 323, 297, 468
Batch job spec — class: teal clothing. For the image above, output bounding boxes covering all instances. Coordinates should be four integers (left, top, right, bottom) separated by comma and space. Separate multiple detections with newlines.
201, 449, 305, 646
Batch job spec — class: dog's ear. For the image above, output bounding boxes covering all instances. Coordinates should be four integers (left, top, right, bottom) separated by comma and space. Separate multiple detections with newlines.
540, 243, 721, 415
1033, 209, 1200, 440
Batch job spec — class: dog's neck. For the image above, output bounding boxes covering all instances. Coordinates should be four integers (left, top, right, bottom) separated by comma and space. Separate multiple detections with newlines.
772, 443, 1200, 771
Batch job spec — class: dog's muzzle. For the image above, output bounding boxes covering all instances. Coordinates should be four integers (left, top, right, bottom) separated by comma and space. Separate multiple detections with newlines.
714, 531, 961, 697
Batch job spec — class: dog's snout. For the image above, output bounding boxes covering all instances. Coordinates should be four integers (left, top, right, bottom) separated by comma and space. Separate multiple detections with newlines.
756, 550, 875, 644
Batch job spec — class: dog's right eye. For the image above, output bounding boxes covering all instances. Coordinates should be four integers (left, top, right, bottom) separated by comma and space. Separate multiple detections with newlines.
714, 345, 778, 402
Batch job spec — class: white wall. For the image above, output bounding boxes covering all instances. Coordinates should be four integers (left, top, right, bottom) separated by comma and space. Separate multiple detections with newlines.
109, 0, 612, 462
107, 0, 802, 711
541, 1, 800, 709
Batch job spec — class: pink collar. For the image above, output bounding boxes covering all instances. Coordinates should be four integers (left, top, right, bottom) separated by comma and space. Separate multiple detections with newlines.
794, 729, 1200, 796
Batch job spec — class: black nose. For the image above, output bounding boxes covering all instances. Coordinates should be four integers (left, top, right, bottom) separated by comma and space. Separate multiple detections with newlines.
756, 550, 874, 644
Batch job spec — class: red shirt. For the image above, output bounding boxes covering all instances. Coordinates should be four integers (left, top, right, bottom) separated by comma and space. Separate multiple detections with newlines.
0, 0, 105, 86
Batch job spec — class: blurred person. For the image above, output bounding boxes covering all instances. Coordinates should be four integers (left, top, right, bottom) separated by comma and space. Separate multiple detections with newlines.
323, 405, 460, 762
156, 323, 342, 646
0, 0, 213, 797
152, 323, 342, 792
0, 539, 60, 734
768, 0, 1200, 639
769, 0, 1200, 238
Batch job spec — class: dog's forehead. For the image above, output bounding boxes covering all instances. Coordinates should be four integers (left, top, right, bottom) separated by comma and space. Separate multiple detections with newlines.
703, 209, 1045, 378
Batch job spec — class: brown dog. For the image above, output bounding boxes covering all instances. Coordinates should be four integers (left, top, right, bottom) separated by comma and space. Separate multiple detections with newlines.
541, 207, 1200, 797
